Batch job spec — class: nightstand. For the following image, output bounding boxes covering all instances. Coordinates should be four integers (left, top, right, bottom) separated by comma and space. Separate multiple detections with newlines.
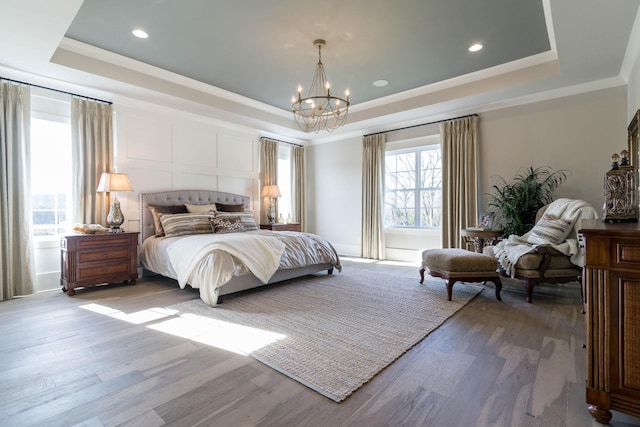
260, 223, 301, 232
60, 231, 139, 296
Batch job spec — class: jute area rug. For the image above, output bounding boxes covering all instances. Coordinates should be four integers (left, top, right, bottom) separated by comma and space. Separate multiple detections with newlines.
165, 268, 482, 402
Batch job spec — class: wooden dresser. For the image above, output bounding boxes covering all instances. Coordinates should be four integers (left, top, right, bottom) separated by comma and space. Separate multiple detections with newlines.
580, 219, 640, 423
60, 232, 139, 296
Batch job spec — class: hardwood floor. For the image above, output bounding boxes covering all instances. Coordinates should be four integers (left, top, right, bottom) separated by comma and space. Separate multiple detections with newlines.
1, 258, 639, 427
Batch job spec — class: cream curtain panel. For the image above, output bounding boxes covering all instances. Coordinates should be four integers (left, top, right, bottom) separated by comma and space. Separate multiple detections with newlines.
70, 98, 113, 226
361, 134, 386, 259
0, 81, 35, 300
440, 115, 479, 248
259, 138, 278, 224
291, 145, 306, 231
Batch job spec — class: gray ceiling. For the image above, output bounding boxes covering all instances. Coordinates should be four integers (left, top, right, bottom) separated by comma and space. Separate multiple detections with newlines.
1, 0, 638, 139
65, 0, 551, 112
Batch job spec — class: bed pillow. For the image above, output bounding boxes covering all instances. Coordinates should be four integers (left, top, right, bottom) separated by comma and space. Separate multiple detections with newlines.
215, 211, 258, 231
215, 202, 245, 212
148, 204, 189, 237
210, 215, 245, 234
527, 214, 574, 245
185, 203, 218, 214
158, 213, 216, 237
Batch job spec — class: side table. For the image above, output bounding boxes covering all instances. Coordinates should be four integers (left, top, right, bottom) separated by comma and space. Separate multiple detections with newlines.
461, 228, 501, 253
60, 231, 139, 295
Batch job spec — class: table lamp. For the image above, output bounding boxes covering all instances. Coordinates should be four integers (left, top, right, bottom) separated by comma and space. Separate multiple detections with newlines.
96, 172, 134, 232
261, 184, 281, 223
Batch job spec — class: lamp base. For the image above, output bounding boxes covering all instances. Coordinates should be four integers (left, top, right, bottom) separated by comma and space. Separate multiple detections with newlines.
106, 198, 126, 231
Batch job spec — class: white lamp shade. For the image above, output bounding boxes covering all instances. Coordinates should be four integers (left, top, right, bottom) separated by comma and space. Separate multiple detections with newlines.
96, 173, 133, 193
261, 184, 281, 198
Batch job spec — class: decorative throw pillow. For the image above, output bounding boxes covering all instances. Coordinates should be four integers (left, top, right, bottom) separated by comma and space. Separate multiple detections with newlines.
148, 204, 189, 237
210, 216, 245, 233
215, 211, 258, 231
158, 213, 216, 237
185, 203, 218, 214
527, 214, 574, 245
215, 202, 245, 212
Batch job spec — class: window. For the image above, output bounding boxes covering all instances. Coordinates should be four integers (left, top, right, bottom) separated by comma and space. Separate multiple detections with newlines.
30, 89, 72, 237
277, 144, 292, 222
385, 145, 442, 228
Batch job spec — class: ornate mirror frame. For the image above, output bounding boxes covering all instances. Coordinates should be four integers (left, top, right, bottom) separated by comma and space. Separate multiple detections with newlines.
630, 109, 640, 168
629, 109, 640, 214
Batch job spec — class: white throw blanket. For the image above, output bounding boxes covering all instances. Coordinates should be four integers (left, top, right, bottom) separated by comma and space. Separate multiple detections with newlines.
166, 233, 286, 304
493, 198, 598, 277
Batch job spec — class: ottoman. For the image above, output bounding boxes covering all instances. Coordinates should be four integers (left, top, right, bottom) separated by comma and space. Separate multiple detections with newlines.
420, 248, 502, 301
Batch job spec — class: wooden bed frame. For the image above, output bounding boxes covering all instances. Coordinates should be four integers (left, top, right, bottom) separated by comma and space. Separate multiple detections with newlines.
139, 189, 334, 302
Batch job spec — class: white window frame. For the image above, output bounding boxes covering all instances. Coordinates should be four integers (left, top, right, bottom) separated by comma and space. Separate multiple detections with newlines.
385, 143, 442, 229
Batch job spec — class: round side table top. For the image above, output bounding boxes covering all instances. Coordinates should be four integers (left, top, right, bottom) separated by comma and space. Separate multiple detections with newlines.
461, 228, 501, 239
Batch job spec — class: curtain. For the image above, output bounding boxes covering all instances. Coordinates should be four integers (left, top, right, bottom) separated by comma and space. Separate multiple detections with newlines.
291, 145, 306, 231
70, 98, 113, 226
259, 138, 278, 224
0, 81, 35, 300
441, 115, 479, 248
361, 134, 386, 259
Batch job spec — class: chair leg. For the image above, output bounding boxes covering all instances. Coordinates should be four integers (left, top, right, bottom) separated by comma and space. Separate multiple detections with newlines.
492, 278, 503, 301
419, 268, 425, 284
525, 279, 534, 303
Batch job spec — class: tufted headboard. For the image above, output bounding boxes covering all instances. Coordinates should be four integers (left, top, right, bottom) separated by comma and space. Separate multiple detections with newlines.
140, 189, 251, 243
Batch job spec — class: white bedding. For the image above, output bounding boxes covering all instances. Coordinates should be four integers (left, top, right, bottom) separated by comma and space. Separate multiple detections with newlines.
140, 230, 341, 305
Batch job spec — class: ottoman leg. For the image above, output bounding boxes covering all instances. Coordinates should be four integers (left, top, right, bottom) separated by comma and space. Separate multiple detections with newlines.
419, 268, 425, 284
446, 279, 454, 301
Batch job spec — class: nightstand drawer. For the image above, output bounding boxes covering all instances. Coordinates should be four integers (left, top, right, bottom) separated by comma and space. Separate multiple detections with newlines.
260, 223, 301, 232
77, 261, 131, 281
79, 248, 130, 263
76, 235, 132, 249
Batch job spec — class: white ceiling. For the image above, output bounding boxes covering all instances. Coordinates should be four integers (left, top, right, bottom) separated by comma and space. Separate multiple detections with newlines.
0, 0, 639, 144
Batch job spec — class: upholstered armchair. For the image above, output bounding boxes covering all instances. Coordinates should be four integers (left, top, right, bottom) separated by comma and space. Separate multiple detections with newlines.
483, 198, 598, 303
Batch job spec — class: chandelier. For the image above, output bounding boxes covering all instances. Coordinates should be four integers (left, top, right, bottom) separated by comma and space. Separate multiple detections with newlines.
292, 39, 350, 133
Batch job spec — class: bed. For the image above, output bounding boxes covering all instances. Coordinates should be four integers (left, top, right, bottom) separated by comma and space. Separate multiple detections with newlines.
139, 189, 340, 306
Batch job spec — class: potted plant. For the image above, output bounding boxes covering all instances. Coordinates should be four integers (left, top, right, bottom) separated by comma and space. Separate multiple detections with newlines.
487, 166, 568, 237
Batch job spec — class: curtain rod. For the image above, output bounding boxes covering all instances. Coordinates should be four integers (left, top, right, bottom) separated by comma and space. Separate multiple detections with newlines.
363, 113, 478, 137
260, 137, 303, 147
0, 76, 112, 105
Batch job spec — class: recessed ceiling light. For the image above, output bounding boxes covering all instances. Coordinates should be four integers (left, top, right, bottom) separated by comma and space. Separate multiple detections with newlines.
132, 29, 149, 39
373, 79, 388, 87
468, 43, 483, 52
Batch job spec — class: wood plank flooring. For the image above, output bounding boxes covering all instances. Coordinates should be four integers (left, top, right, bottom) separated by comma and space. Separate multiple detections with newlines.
1, 258, 640, 427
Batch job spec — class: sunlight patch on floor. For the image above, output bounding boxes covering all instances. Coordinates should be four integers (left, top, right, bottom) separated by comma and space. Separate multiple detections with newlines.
148, 313, 286, 355
79, 303, 175, 324
79, 303, 285, 356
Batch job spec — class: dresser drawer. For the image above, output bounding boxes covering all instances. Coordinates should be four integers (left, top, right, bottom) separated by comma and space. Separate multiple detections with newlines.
79, 248, 130, 263
614, 241, 640, 269
77, 261, 131, 281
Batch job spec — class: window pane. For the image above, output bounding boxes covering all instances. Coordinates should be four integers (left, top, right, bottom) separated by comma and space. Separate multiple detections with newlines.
277, 145, 291, 222
385, 145, 441, 229
31, 118, 71, 236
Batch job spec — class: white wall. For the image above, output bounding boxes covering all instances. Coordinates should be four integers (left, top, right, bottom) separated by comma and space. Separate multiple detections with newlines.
308, 86, 627, 262
480, 86, 627, 214
306, 136, 362, 256
113, 99, 262, 235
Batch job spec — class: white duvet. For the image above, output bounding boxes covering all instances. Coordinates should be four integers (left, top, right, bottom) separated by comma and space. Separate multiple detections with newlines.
140, 230, 341, 305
